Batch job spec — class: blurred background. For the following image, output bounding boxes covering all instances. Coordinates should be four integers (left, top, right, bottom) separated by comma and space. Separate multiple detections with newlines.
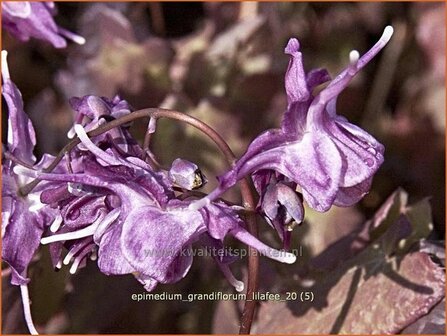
2, 2, 445, 334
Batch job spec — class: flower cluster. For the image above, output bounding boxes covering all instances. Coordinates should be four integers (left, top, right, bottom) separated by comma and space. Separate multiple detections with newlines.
1, 17, 393, 334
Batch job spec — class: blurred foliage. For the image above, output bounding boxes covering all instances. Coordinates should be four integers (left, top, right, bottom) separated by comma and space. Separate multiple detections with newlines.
2, 2, 445, 334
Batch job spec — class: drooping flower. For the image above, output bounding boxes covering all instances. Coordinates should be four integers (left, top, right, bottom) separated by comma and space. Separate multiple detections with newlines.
1, 50, 66, 335
192, 26, 394, 212
2, 1, 85, 48
1, 50, 60, 286
15, 124, 296, 294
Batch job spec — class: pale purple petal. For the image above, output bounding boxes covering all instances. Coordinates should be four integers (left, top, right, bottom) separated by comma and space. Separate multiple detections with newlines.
2, 51, 36, 164
120, 205, 206, 283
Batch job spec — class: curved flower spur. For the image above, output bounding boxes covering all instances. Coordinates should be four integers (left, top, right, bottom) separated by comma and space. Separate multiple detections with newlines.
191, 26, 393, 214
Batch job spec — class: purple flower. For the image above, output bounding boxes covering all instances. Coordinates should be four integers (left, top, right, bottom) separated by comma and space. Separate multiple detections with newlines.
1, 50, 66, 335
1, 50, 59, 286
192, 26, 393, 212
67, 95, 142, 155
15, 125, 296, 294
2, 1, 85, 48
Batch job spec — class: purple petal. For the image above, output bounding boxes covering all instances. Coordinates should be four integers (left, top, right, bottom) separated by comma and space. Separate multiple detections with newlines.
306, 68, 331, 91
284, 38, 310, 104
121, 205, 205, 283
276, 182, 304, 223
97, 220, 135, 275
200, 202, 243, 240
281, 38, 312, 135
261, 184, 280, 220
2, 201, 46, 285
323, 116, 384, 187
2, 53, 36, 164
334, 177, 373, 207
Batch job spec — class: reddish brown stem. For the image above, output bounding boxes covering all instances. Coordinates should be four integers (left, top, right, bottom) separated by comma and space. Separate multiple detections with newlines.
19, 108, 260, 333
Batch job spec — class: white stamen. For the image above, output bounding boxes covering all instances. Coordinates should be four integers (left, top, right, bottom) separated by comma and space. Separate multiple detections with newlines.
231, 228, 297, 264
382, 25, 394, 44
93, 209, 120, 243
58, 27, 86, 45
63, 241, 91, 265
50, 214, 63, 233
1, 50, 10, 80
67, 125, 76, 139
63, 249, 76, 265
69, 34, 86, 46
349, 50, 360, 64
69, 245, 94, 274
13, 165, 37, 178
74, 124, 126, 167
147, 117, 157, 134
90, 249, 98, 261
8, 116, 13, 148
55, 260, 62, 269
69, 257, 82, 274
20, 284, 39, 335
41, 216, 102, 245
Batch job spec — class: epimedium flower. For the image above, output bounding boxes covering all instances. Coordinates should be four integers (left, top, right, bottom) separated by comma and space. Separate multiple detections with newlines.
1, 50, 67, 335
191, 26, 394, 213
1, 50, 59, 286
15, 124, 296, 294
2, 1, 85, 48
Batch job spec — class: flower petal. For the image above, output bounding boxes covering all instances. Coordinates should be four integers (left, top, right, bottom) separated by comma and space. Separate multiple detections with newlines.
121, 206, 205, 283
334, 177, 373, 207
324, 116, 384, 187
97, 220, 135, 275
2, 51, 36, 164
2, 201, 47, 285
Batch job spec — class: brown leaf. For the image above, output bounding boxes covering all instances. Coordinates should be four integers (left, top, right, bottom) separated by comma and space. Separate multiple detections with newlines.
256, 250, 444, 334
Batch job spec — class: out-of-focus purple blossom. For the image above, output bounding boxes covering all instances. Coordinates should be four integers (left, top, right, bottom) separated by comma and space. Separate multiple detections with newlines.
169, 158, 207, 190
192, 26, 393, 213
2, 1, 85, 48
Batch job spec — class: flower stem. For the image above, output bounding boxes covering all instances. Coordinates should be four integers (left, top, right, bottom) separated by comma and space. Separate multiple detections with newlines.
19, 107, 260, 333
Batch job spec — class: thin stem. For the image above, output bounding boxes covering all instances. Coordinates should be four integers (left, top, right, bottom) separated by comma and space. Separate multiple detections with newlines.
18, 108, 260, 333
3, 152, 34, 169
